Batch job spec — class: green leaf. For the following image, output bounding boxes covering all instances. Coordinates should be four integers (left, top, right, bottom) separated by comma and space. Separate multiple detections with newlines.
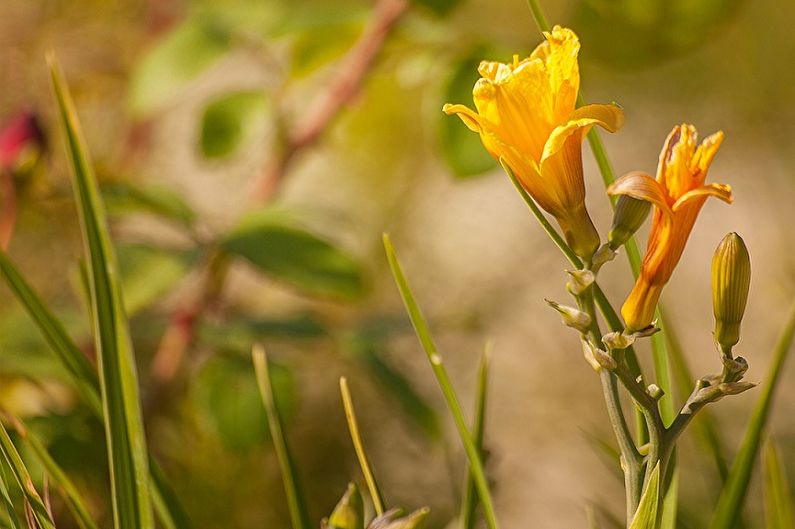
764, 439, 795, 529
199, 91, 269, 159
439, 47, 496, 178
0, 421, 55, 529
129, 17, 231, 115
383, 233, 499, 529
221, 207, 366, 299
0, 465, 23, 529
193, 353, 295, 451
628, 464, 660, 529
412, 0, 462, 16
709, 298, 795, 529
117, 244, 195, 317
289, 13, 363, 77
252, 345, 311, 529
12, 416, 100, 529
103, 182, 197, 228
461, 345, 490, 529
50, 55, 154, 529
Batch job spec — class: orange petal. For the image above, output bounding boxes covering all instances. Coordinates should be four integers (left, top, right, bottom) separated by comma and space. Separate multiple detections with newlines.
691, 131, 724, 176
672, 183, 733, 212
607, 171, 673, 216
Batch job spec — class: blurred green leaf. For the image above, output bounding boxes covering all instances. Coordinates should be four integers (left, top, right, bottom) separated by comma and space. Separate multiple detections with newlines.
439, 47, 495, 178
103, 182, 197, 228
574, 0, 741, 68
764, 439, 794, 529
199, 91, 269, 159
628, 464, 660, 529
50, 56, 155, 529
129, 17, 231, 116
709, 299, 795, 529
412, 0, 462, 16
194, 353, 295, 451
117, 244, 195, 317
290, 19, 363, 77
0, 464, 22, 529
346, 321, 441, 440
221, 207, 366, 300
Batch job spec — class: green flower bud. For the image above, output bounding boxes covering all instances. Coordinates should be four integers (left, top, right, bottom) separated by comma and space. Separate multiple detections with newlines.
607, 196, 651, 250
327, 483, 363, 529
712, 233, 751, 352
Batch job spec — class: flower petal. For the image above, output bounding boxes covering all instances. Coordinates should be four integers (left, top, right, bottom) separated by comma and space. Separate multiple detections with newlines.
532, 26, 581, 117
442, 103, 483, 133
607, 171, 673, 216
691, 131, 724, 176
541, 104, 624, 164
672, 183, 733, 212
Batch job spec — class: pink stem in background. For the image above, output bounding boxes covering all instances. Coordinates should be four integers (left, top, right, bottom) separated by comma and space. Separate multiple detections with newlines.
151, 0, 409, 384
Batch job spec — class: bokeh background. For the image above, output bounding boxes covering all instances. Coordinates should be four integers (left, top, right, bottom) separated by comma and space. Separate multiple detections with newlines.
1, 0, 794, 528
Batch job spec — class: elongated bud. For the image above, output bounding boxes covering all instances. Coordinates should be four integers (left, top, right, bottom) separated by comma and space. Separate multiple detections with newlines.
546, 299, 591, 333
712, 233, 751, 351
565, 269, 595, 296
327, 483, 363, 529
608, 196, 650, 250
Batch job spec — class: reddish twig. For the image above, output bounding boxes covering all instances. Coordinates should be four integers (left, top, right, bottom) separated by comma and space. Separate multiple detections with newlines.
151, 0, 409, 384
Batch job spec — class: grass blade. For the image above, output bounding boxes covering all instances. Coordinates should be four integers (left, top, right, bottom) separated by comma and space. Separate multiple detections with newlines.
339, 377, 386, 515
709, 298, 795, 529
383, 233, 499, 529
8, 415, 99, 529
0, 465, 23, 529
0, 250, 102, 416
0, 420, 55, 529
252, 344, 311, 529
461, 344, 490, 529
764, 439, 794, 529
49, 55, 154, 529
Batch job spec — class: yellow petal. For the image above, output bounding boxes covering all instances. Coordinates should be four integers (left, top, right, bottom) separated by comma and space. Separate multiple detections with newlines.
532, 26, 581, 117
672, 183, 733, 212
607, 171, 673, 216
541, 104, 624, 163
442, 103, 483, 133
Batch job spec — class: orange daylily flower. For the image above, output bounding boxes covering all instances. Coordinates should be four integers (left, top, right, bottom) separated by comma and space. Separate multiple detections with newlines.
443, 26, 623, 259
608, 124, 733, 331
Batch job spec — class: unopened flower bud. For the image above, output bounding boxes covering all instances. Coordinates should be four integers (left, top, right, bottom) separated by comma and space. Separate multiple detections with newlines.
608, 196, 650, 250
565, 269, 595, 296
581, 339, 617, 371
327, 483, 363, 529
546, 299, 591, 333
712, 233, 751, 352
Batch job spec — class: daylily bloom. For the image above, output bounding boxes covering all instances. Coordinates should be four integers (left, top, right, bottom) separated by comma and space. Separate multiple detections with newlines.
443, 26, 623, 259
608, 124, 732, 331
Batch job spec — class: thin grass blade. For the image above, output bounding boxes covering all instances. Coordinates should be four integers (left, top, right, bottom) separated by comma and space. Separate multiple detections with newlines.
764, 439, 794, 529
8, 415, 99, 529
339, 377, 386, 515
252, 344, 311, 529
461, 344, 490, 529
49, 55, 153, 529
0, 465, 22, 529
383, 233, 499, 529
0, 421, 55, 529
709, 298, 795, 529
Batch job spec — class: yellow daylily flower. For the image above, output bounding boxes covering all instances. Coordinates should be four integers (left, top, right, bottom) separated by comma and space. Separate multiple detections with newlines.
443, 26, 624, 259
608, 124, 733, 331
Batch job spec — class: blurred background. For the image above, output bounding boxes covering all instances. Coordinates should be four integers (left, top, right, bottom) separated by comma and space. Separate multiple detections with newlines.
1, 0, 794, 528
